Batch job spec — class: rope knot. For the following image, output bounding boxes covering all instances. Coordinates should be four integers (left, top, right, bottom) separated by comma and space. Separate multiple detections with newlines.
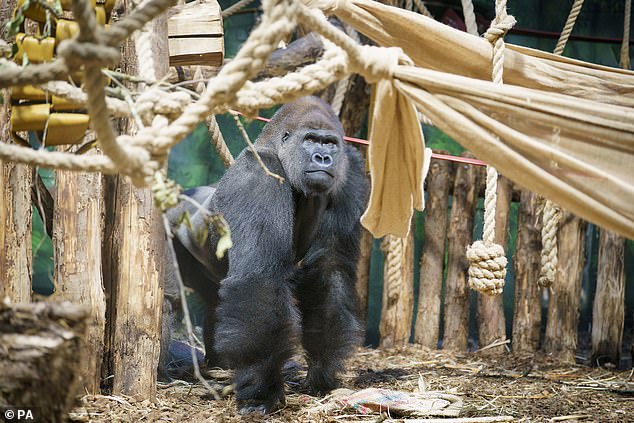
353, 46, 412, 84
57, 39, 120, 69
136, 89, 192, 126
466, 240, 507, 296
483, 14, 516, 44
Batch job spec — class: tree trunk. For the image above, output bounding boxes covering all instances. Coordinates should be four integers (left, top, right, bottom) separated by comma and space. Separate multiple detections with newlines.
379, 230, 415, 348
102, 3, 167, 399
356, 229, 373, 322
477, 175, 511, 352
543, 212, 586, 363
511, 190, 543, 354
0, 0, 32, 304
0, 301, 88, 423
443, 153, 480, 351
591, 229, 625, 366
53, 156, 106, 394
414, 153, 451, 349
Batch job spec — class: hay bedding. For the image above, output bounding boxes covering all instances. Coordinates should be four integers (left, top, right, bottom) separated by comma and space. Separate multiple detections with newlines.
69, 346, 634, 422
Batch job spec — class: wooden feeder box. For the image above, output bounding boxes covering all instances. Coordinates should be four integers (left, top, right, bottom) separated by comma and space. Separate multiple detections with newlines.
168, 0, 224, 67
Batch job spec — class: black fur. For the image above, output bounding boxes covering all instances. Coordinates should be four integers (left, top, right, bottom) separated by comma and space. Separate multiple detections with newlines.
162, 96, 368, 414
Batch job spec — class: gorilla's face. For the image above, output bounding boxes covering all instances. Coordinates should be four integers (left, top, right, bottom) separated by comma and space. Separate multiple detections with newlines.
282, 128, 345, 194
267, 98, 349, 197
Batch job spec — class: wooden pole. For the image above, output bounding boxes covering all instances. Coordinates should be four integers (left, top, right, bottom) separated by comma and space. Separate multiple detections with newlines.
443, 153, 480, 351
102, 3, 167, 399
53, 156, 106, 394
356, 229, 373, 322
379, 230, 415, 348
414, 154, 451, 349
543, 212, 586, 363
477, 176, 511, 352
511, 190, 543, 354
0, 0, 32, 304
591, 229, 625, 366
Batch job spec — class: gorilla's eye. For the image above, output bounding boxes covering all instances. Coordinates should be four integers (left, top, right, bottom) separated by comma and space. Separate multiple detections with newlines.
282, 131, 290, 142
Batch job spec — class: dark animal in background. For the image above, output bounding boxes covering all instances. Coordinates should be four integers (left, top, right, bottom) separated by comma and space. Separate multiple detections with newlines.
162, 96, 369, 414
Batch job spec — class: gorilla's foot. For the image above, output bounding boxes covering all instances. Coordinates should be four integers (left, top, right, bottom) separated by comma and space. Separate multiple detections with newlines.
233, 366, 286, 414
304, 364, 339, 396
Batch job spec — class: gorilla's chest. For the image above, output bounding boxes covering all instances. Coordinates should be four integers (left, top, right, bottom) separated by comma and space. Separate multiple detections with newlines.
293, 194, 329, 263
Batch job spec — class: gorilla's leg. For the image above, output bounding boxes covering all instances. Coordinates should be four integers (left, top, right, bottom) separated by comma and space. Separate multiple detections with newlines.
297, 270, 361, 394
214, 272, 300, 414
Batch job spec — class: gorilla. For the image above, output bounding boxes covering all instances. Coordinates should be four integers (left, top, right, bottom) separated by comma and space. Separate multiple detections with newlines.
162, 96, 368, 414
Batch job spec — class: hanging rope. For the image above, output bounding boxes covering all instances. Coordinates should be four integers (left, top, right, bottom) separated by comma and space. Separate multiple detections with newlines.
412, 0, 433, 18
330, 24, 359, 115
460, 0, 478, 36
621, 0, 631, 70
553, 0, 584, 55
465, 0, 515, 296
536, 0, 586, 288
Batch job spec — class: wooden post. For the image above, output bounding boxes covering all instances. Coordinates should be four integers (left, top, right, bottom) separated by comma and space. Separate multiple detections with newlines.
414, 154, 451, 349
0, 0, 32, 304
543, 212, 586, 363
53, 158, 106, 394
591, 229, 625, 365
356, 229, 373, 322
379, 230, 415, 348
511, 190, 543, 353
443, 153, 480, 351
477, 176, 511, 352
102, 2, 167, 399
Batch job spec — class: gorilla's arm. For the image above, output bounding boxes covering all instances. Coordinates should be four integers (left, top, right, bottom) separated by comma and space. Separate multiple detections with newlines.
212, 147, 300, 413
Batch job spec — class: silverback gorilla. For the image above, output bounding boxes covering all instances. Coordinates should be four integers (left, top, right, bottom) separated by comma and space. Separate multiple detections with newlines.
162, 96, 369, 414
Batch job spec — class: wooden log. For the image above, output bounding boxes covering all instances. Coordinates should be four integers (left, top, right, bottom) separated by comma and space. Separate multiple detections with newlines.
356, 229, 373, 323
477, 175, 511, 353
53, 156, 106, 394
543, 212, 586, 363
0, 0, 32, 304
379, 230, 415, 348
0, 301, 88, 421
102, 2, 167, 399
511, 190, 543, 354
414, 154, 451, 348
443, 153, 480, 351
591, 229, 625, 365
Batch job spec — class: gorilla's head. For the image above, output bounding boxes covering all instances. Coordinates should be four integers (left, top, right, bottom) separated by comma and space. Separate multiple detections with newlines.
257, 96, 349, 197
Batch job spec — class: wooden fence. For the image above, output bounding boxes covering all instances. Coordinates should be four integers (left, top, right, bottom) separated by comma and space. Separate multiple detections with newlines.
357, 151, 630, 367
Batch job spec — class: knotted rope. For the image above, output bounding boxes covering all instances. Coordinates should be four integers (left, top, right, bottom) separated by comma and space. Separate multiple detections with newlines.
460, 0, 478, 36
536, 0, 586, 288
466, 0, 514, 296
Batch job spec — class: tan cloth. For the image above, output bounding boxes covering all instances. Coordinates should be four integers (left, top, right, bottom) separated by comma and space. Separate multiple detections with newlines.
304, 0, 634, 240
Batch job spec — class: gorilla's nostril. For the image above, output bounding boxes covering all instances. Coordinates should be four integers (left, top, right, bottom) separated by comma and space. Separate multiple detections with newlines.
311, 152, 333, 167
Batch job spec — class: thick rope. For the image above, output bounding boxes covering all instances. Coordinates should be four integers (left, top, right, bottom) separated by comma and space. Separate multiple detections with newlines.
621, 0, 631, 70
412, 0, 433, 18
466, 0, 514, 296
536, 0, 586, 288
538, 199, 562, 288
461, 0, 478, 36
222, 0, 255, 18
553, 0, 584, 56
330, 24, 359, 115
382, 236, 404, 303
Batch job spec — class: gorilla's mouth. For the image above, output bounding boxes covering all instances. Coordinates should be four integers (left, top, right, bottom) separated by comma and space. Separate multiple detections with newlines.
305, 170, 334, 178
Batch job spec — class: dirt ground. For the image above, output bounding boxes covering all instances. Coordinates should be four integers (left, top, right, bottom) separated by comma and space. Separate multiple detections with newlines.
69, 345, 634, 422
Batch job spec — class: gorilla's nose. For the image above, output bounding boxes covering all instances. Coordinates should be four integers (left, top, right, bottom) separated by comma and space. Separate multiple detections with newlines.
311, 152, 333, 167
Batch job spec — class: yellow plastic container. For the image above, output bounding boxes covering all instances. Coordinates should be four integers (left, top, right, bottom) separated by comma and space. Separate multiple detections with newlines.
14, 34, 55, 64
10, 103, 50, 132
11, 85, 48, 101
45, 113, 90, 145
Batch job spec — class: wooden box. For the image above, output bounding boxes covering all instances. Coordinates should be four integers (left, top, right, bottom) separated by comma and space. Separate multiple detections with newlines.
168, 0, 224, 67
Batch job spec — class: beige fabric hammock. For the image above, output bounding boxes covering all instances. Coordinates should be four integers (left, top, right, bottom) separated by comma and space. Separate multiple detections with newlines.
303, 0, 634, 240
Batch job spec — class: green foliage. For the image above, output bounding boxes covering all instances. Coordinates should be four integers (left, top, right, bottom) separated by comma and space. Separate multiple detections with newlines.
32, 206, 54, 295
